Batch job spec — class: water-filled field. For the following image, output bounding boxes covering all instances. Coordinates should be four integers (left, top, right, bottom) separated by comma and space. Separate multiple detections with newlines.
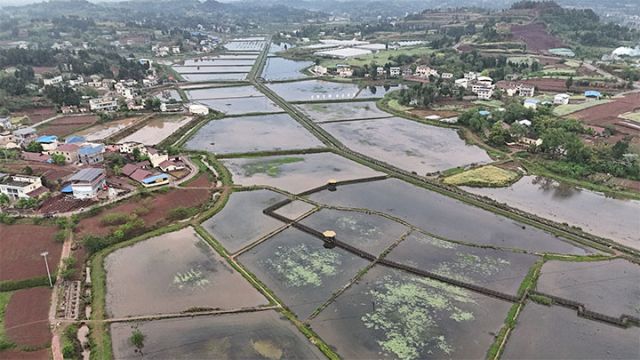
537, 259, 640, 318
197, 97, 283, 115
201, 190, 287, 254
184, 114, 324, 154
321, 117, 491, 174
262, 57, 312, 81
181, 73, 248, 82
465, 176, 640, 250
386, 232, 540, 296
221, 152, 383, 193
120, 116, 191, 145
238, 227, 371, 319
174, 65, 253, 74
300, 209, 409, 256
176, 59, 256, 66
310, 265, 512, 359
297, 101, 392, 122
266, 80, 388, 102
104, 227, 267, 317
273, 201, 316, 219
309, 178, 597, 255
73, 117, 139, 141
502, 303, 640, 359
110, 311, 324, 359
186, 85, 262, 100
224, 40, 265, 52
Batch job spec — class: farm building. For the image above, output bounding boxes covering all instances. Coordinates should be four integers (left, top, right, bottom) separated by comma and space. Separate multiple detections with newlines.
68, 168, 106, 199
189, 104, 209, 116
0, 174, 46, 200
524, 98, 540, 110
584, 90, 602, 101
49, 143, 79, 163
554, 93, 570, 105
79, 144, 105, 165
36, 135, 58, 151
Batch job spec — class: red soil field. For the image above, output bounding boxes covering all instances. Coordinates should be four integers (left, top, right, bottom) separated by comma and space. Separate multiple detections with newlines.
36, 115, 98, 138
569, 92, 640, 135
0, 224, 62, 282
12, 107, 56, 126
75, 188, 212, 238
510, 23, 564, 53
1, 161, 78, 183
4, 287, 52, 348
182, 173, 215, 188
512, 78, 622, 93
0, 349, 50, 360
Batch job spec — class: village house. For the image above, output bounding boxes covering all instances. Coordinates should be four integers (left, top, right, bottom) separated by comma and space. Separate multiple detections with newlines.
118, 141, 146, 155
336, 65, 353, 78
390, 67, 401, 77
160, 102, 184, 112
584, 90, 602, 101
147, 148, 169, 168
0, 132, 19, 150
474, 86, 494, 100
49, 143, 79, 163
43, 75, 63, 86
415, 65, 438, 78
500, 83, 535, 97
159, 157, 186, 172
0, 173, 46, 200
312, 65, 327, 76
36, 135, 58, 151
455, 78, 469, 89
440, 72, 454, 79
464, 72, 478, 81
554, 93, 571, 105
89, 97, 119, 112
524, 98, 540, 110
189, 104, 209, 115
377, 67, 385, 76
67, 168, 106, 199
78, 143, 105, 165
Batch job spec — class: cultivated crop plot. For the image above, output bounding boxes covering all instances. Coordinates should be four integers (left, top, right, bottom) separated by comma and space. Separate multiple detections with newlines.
36, 114, 99, 137
297, 101, 393, 123
262, 57, 313, 81
202, 190, 288, 254
299, 209, 409, 255
184, 114, 324, 154
110, 311, 324, 359
310, 265, 512, 359
221, 152, 383, 193
197, 96, 283, 115
238, 227, 371, 319
0, 224, 62, 282
385, 232, 539, 296
309, 178, 597, 254
503, 303, 640, 359
466, 176, 640, 250
321, 117, 492, 174
73, 116, 141, 141
536, 259, 640, 319
104, 227, 267, 317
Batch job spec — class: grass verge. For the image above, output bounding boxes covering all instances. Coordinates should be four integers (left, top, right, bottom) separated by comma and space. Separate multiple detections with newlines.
442, 165, 521, 187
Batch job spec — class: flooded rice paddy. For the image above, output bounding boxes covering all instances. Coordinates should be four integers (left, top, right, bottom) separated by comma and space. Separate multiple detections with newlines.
386, 232, 539, 296
262, 57, 312, 81
184, 114, 324, 154
238, 227, 371, 319
197, 96, 283, 115
224, 40, 266, 52
186, 85, 262, 100
297, 101, 392, 123
273, 201, 316, 220
309, 178, 596, 255
502, 303, 640, 359
73, 117, 139, 141
537, 259, 640, 318
181, 73, 248, 82
310, 265, 511, 360
300, 209, 409, 256
120, 116, 191, 145
104, 227, 267, 318
178, 59, 256, 66
221, 152, 383, 193
321, 117, 491, 174
174, 65, 253, 74
201, 190, 287, 254
465, 176, 640, 250
266, 80, 388, 102
110, 311, 324, 359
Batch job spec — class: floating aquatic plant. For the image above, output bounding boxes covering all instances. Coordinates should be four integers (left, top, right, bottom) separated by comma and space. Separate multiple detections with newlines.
264, 243, 341, 287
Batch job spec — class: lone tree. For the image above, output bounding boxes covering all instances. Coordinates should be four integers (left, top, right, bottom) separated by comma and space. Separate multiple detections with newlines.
129, 328, 145, 354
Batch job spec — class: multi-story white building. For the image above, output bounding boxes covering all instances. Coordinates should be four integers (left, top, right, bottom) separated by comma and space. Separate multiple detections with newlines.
390, 67, 401, 77
68, 168, 106, 199
0, 174, 44, 200
89, 97, 118, 112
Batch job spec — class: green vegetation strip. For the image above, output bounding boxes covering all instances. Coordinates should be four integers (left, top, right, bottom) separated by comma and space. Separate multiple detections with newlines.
0, 276, 55, 292
0, 291, 14, 351
552, 100, 611, 116
443, 165, 521, 188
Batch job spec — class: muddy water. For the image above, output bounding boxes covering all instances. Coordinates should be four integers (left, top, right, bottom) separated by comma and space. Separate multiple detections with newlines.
322, 117, 492, 174
181, 73, 248, 82
273, 201, 316, 220
174, 65, 253, 74
197, 97, 282, 115
202, 190, 287, 254
184, 114, 324, 154
465, 176, 640, 250
222, 152, 383, 194
298, 101, 392, 122
386, 231, 540, 296
267, 80, 384, 102
300, 209, 409, 256
110, 311, 324, 359
120, 116, 191, 145
104, 227, 267, 318
238, 227, 370, 319
73, 117, 138, 141
262, 57, 312, 81
537, 259, 640, 318
309, 178, 597, 255
310, 265, 511, 359
503, 303, 640, 359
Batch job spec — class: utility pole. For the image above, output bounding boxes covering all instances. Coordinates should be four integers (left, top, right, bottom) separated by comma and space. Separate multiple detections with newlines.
41, 251, 53, 287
